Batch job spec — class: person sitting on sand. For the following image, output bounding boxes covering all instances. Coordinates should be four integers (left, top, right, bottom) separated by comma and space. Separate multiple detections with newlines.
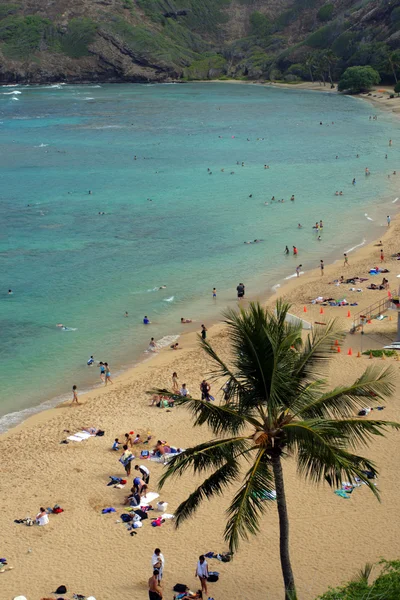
170, 342, 179, 350
133, 433, 142, 444
181, 317, 192, 323
180, 383, 190, 397
175, 591, 203, 600
112, 438, 121, 451
154, 440, 171, 455
36, 507, 49, 526
124, 487, 141, 507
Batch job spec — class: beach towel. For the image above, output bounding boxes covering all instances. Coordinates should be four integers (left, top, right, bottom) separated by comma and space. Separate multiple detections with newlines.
141, 492, 159, 505
67, 430, 94, 442
334, 490, 351, 498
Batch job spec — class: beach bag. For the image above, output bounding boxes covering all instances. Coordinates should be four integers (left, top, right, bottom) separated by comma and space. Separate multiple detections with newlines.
96, 430, 105, 436
54, 585, 67, 594
207, 572, 219, 583
121, 513, 133, 523
141, 450, 150, 458
134, 509, 148, 520
173, 584, 188, 592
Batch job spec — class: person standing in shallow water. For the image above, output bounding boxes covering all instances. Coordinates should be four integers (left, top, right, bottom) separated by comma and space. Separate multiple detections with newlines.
236, 282, 245, 299
320, 259, 324, 276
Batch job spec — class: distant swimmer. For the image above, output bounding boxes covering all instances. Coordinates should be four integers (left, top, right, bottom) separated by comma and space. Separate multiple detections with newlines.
339, 191, 343, 196
352, 178, 356, 185
317, 235, 322, 241
293, 246, 298, 255
264, 165, 270, 169
335, 191, 339, 196
344, 253, 349, 267
284, 246, 289, 255
313, 222, 319, 230
385, 154, 388, 159
356, 154, 359, 158
365, 167, 370, 176
181, 317, 192, 323
249, 194, 253, 198
143, 315, 151, 324
389, 139, 392, 146
88, 190, 92, 195
56, 323, 63, 328
296, 264, 302, 277
8, 289, 13, 295
87, 355, 94, 366
271, 196, 275, 201
212, 287, 217, 298
319, 220, 323, 229
124, 311, 129, 317
158, 285, 166, 290
290, 195, 295, 201
335, 156, 338, 160
236, 282, 245, 299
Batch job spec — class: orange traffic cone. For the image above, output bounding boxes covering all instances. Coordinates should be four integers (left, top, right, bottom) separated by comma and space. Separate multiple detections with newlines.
357, 351, 361, 358
303, 306, 307, 313
348, 348, 352, 356
367, 319, 372, 324
337, 346, 341, 353
320, 307, 324, 314
347, 310, 351, 318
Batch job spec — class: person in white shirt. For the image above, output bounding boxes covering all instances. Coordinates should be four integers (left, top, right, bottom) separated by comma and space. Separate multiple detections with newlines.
35, 507, 49, 526
180, 383, 190, 397
135, 463, 150, 484
152, 548, 165, 582
195, 555, 209, 595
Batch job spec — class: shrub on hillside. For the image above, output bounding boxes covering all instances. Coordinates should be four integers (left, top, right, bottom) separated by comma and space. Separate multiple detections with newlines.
317, 4, 334, 22
60, 18, 97, 58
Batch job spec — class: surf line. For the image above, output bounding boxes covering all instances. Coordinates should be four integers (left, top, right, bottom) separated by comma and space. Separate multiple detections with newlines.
392, 197, 399, 204
344, 239, 366, 254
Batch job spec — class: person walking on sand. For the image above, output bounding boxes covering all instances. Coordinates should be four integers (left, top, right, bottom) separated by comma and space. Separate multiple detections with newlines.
152, 548, 165, 582
196, 555, 209, 596
387, 215, 391, 227
344, 253, 349, 267
201, 324, 207, 340
320, 260, 324, 276
380, 248, 384, 262
71, 385, 80, 405
104, 362, 113, 385
296, 264, 302, 277
200, 379, 211, 401
148, 570, 163, 600
120, 444, 133, 476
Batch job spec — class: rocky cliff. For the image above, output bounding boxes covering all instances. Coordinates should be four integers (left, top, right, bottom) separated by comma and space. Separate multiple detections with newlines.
0, 0, 399, 84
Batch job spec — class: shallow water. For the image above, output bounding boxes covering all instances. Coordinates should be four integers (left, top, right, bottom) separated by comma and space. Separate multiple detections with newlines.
0, 83, 398, 430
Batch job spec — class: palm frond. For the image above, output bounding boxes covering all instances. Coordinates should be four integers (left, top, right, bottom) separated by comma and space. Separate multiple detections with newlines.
149, 391, 259, 435
158, 436, 252, 489
294, 319, 345, 382
295, 365, 396, 419
225, 449, 275, 553
284, 420, 380, 497
173, 460, 241, 528
324, 418, 400, 449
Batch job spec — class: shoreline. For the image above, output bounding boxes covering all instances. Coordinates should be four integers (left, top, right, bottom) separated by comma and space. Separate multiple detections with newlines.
2, 205, 398, 444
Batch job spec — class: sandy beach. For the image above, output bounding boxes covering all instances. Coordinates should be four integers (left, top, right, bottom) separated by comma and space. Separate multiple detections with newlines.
2, 194, 400, 600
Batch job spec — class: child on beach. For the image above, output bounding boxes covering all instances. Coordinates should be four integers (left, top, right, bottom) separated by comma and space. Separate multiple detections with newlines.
104, 362, 113, 385
71, 385, 80, 405
112, 438, 121, 451
212, 287, 217, 298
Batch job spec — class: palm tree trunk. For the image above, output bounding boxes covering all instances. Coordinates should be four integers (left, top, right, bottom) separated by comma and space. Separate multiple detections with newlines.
272, 454, 297, 600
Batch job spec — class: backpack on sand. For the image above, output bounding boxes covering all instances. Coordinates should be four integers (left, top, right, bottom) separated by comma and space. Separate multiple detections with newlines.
173, 584, 187, 592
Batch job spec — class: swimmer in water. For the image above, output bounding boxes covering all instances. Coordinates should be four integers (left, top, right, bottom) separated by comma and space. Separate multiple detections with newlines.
365, 167, 370, 176
271, 196, 275, 201
88, 190, 92, 195
352, 178, 356, 185
249, 194, 253, 198
124, 311, 129, 317
339, 191, 343, 196
290, 195, 295, 201
143, 316, 151, 325
298, 223, 302, 228
181, 317, 192, 323
319, 220, 323, 229
335, 191, 339, 196
158, 285, 166, 290
317, 235, 322, 241
8, 289, 13, 295
284, 246, 289, 255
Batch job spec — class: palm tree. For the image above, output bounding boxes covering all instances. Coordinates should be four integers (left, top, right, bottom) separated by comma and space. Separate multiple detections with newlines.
155, 301, 398, 600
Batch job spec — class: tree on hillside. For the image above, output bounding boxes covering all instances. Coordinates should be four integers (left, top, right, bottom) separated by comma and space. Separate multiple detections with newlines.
388, 50, 400, 83
338, 65, 380, 93
155, 301, 398, 600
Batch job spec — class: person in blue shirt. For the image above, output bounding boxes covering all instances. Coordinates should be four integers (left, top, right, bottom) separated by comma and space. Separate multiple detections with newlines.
112, 438, 121, 451
143, 316, 151, 324
87, 355, 94, 366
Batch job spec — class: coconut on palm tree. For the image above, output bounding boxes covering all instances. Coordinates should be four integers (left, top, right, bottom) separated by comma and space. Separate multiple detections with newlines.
154, 301, 398, 600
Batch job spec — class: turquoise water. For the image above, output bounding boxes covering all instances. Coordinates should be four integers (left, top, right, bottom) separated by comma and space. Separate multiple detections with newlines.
1, 82, 399, 430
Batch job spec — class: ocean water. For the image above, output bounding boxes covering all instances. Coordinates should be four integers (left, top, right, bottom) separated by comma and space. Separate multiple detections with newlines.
1, 82, 399, 431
